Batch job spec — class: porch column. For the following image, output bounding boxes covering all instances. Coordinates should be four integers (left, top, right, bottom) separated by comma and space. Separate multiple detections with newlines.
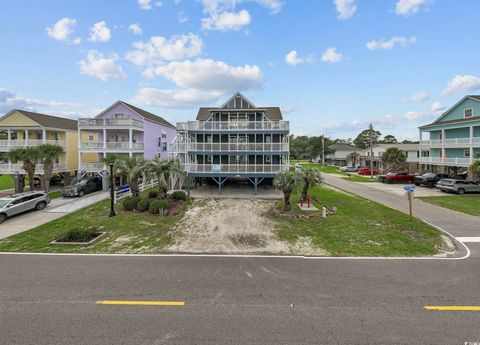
129, 128, 133, 149
42, 129, 47, 143
103, 128, 107, 149
25, 129, 29, 146
7, 129, 11, 146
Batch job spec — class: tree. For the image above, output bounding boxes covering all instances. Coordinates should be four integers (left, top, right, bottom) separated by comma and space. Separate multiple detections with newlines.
346, 151, 361, 167
37, 144, 64, 193
147, 158, 183, 199
115, 156, 146, 197
298, 167, 322, 201
401, 139, 419, 144
469, 153, 480, 181
6, 147, 41, 191
289, 135, 310, 160
381, 135, 398, 144
274, 171, 299, 212
381, 147, 407, 172
307, 136, 335, 162
353, 127, 382, 149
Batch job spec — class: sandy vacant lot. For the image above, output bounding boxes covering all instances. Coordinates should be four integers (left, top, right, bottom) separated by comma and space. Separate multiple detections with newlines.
167, 198, 327, 255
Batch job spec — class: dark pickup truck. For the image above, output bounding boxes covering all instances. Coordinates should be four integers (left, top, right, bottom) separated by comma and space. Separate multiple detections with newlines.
414, 173, 449, 188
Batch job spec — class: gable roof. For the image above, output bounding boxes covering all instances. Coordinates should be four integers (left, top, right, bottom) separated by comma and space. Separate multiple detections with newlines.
420, 95, 480, 128
1, 109, 78, 131
95, 101, 176, 129
195, 106, 283, 121
363, 143, 419, 152
220, 92, 256, 109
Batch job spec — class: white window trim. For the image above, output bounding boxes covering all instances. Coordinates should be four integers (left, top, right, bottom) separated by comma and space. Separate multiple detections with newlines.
464, 149, 471, 158
464, 108, 473, 118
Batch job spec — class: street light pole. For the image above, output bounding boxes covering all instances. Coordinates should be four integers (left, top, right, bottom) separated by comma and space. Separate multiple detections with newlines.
109, 162, 116, 217
369, 124, 374, 179
321, 134, 325, 167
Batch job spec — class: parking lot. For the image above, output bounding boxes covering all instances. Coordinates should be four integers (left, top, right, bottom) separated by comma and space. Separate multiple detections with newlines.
361, 180, 452, 197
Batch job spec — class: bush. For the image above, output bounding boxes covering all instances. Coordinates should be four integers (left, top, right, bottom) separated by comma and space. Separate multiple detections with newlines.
148, 190, 158, 198
123, 196, 141, 211
59, 227, 99, 242
136, 199, 150, 212
149, 199, 169, 215
172, 191, 187, 201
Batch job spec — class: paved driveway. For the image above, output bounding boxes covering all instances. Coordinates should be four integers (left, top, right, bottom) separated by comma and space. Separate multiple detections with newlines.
0, 191, 109, 240
358, 180, 451, 197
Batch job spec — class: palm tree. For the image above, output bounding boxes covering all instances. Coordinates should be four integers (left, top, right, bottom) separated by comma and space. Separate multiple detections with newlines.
469, 153, 480, 181
381, 147, 406, 172
147, 158, 183, 198
6, 147, 41, 191
37, 144, 64, 192
115, 156, 146, 197
298, 167, 322, 201
274, 171, 299, 212
346, 151, 360, 167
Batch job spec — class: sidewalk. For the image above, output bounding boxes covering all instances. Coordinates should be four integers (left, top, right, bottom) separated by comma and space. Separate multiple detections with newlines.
0, 192, 109, 240
322, 173, 480, 238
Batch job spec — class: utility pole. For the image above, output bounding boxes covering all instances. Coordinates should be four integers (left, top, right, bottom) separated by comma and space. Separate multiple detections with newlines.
321, 134, 325, 167
369, 124, 374, 179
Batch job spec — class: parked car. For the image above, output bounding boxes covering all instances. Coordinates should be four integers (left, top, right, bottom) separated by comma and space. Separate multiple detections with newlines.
61, 176, 102, 197
0, 192, 51, 223
340, 165, 366, 172
414, 173, 449, 188
436, 179, 480, 195
379, 172, 416, 183
33, 175, 63, 188
294, 163, 303, 169
357, 168, 380, 175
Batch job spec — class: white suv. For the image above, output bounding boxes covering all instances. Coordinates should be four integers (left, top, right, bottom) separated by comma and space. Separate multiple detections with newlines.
0, 192, 51, 223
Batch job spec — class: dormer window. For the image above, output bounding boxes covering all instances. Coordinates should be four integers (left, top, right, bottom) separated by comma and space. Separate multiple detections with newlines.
464, 108, 473, 118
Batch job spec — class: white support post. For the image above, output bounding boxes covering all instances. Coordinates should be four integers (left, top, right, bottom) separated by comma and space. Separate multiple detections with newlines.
7, 129, 11, 147
129, 128, 133, 149
42, 129, 47, 143
25, 129, 29, 146
103, 128, 107, 149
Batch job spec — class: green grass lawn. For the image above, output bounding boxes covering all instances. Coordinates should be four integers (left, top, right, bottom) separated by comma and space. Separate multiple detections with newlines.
0, 190, 189, 253
418, 195, 480, 217
300, 163, 377, 183
271, 185, 446, 257
0, 175, 15, 190
48, 191, 62, 199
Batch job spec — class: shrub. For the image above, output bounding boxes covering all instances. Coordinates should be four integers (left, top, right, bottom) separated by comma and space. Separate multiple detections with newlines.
172, 191, 187, 201
149, 199, 169, 215
59, 227, 99, 242
123, 196, 141, 211
148, 190, 158, 198
136, 199, 150, 212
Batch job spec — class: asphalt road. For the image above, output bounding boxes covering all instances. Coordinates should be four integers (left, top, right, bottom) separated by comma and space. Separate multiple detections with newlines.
1, 252, 480, 345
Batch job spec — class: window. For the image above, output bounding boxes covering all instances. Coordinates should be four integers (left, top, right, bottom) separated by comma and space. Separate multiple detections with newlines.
162, 142, 167, 152
206, 155, 212, 163
464, 108, 473, 118
157, 153, 162, 158
157, 136, 162, 147
465, 149, 471, 158
88, 135, 94, 141
265, 155, 271, 163
161, 130, 167, 139
114, 113, 126, 119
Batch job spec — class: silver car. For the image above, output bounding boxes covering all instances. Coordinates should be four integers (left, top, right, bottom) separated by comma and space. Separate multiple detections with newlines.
436, 179, 480, 195
0, 192, 51, 223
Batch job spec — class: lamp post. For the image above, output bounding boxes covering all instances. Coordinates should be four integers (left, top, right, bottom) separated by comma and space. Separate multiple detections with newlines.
109, 162, 116, 217
369, 123, 374, 179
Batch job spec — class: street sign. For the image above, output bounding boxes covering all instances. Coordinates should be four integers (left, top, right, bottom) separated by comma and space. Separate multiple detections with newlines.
403, 186, 416, 192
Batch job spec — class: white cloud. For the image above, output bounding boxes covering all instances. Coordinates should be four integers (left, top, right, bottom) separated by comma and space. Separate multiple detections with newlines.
79, 50, 126, 81
408, 90, 429, 102
132, 88, 223, 108
334, 0, 357, 20
431, 102, 446, 112
128, 23, 142, 35
199, 0, 283, 32
138, 0, 162, 10
285, 50, 314, 66
202, 9, 251, 31
280, 104, 297, 114
366, 36, 416, 50
402, 111, 435, 121
143, 58, 263, 91
46, 18, 78, 43
126, 33, 204, 66
178, 11, 189, 23
89, 21, 111, 42
395, 0, 429, 16
442, 75, 480, 96
321, 47, 345, 63
0, 87, 96, 118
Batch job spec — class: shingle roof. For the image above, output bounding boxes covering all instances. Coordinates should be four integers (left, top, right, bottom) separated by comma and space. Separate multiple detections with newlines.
13, 110, 78, 131
121, 101, 176, 129
469, 95, 480, 100
196, 106, 283, 121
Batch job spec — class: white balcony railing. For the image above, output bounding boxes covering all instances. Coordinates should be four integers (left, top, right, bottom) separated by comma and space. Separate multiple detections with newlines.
0, 139, 67, 149
78, 118, 144, 129
79, 142, 145, 150
419, 157, 474, 167
79, 162, 106, 172
0, 163, 66, 173
177, 121, 289, 131
170, 142, 289, 152
182, 163, 289, 174
420, 137, 480, 146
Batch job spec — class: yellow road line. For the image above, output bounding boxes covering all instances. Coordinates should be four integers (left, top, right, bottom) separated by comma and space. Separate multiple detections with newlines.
97, 300, 185, 306
425, 306, 480, 311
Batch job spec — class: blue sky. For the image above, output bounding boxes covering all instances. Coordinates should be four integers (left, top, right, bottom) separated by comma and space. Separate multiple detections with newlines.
1, 0, 480, 141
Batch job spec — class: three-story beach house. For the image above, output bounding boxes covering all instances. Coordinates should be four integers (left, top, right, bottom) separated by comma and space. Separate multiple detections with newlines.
419, 95, 480, 174
170, 92, 290, 192
0, 109, 84, 179
78, 101, 176, 173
